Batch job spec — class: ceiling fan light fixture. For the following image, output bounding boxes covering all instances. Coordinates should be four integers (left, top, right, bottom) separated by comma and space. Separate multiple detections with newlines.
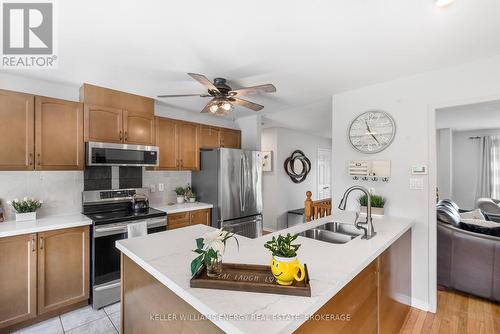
209, 104, 219, 113
435, 0, 455, 7
222, 102, 232, 111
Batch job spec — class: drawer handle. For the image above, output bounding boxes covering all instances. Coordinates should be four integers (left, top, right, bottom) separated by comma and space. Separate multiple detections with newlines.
31, 237, 35, 252
39, 237, 44, 250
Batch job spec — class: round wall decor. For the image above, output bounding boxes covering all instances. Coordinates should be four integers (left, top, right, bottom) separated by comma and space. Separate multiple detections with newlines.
348, 110, 396, 154
284, 150, 311, 183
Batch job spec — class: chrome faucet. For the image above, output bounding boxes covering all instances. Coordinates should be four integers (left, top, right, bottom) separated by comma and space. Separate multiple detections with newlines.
338, 186, 376, 240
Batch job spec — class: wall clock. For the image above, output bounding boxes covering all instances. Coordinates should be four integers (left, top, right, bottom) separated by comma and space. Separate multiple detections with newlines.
348, 111, 396, 154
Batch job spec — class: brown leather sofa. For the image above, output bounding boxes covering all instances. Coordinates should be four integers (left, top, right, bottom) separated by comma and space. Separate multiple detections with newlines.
437, 200, 500, 302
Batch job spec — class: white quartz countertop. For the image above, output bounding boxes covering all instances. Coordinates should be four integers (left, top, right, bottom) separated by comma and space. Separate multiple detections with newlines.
116, 212, 414, 334
154, 202, 213, 214
0, 212, 92, 238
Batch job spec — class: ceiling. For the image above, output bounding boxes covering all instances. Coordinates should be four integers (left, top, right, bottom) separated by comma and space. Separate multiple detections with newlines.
436, 99, 500, 130
7, 0, 500, 122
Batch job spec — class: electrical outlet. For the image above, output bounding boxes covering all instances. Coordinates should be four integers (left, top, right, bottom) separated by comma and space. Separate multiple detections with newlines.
158, 183, 165, 192
150, 184, 156, 193
369, 187, 375, 195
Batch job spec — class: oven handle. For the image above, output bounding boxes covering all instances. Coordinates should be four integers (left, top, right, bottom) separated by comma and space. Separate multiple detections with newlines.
94, 217, 166, 237
94, 281, 121, 291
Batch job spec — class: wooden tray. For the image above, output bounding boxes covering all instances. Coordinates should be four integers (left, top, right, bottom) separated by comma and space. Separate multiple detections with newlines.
190, 262, 311, 297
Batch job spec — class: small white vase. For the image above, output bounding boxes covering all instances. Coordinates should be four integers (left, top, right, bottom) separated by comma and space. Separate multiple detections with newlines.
176, 196, 185, 204
16, 212, 37, 222
189, 197, 196, 203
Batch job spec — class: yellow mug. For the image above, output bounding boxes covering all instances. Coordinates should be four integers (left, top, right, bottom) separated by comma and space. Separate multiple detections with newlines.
271, 256, 305, 286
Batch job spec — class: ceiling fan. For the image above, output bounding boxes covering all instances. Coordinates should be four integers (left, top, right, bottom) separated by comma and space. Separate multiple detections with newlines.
157, 73, 276, 116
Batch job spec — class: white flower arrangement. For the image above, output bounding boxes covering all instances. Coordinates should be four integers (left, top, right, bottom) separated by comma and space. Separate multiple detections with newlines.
8, 197, 43, 213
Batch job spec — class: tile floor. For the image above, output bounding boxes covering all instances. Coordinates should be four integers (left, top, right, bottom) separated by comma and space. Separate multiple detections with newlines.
12, 303, 120, 334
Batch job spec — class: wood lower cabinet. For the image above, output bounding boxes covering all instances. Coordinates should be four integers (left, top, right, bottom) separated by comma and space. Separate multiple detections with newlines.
190, 209, 211, 226
123, 110, 155, 146
84, 104, 123, 143
0, 226, 90, 331
200, 126, 220, 149
0, 89, 35, 170
37, 226, 89, 315
167, 209, 211, 230
220, 129, 241, 149
0, 234, 37, 328
177, 122, 199, 170
167, 212, 191, 230
35, 96, 84, 170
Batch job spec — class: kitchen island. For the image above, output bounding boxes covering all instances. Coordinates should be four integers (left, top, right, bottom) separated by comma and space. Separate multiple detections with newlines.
116, 212, 414, 334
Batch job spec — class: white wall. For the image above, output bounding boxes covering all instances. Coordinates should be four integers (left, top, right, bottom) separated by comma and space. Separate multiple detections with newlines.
451, 129, 500, 209
261, 127, 331, 230
332, 54, 500, 312
236, 115, 262, 150
437, 128, 453, 199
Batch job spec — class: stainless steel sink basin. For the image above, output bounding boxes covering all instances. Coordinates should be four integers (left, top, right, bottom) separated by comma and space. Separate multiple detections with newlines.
299, 222, 363, 244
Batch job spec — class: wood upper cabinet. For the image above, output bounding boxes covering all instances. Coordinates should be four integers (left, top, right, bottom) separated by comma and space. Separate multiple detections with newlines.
155, 117, 199, 171
190, 209, 211, 226
0, 234, 37, 328
199, 126, 220, 149
220, 129, 241, 149
155, 117, 178, 170
123, 110, 155, 145
35, 96, 84, 170
37, 226, 89, 315
177, 122, 199, 170
0, 89, 35, 170
84, 104, 123, 143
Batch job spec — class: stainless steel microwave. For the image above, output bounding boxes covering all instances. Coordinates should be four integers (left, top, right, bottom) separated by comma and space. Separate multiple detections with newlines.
86, 142, 159, 167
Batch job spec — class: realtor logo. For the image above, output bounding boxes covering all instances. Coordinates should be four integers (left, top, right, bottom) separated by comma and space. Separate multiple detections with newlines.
1, 0, 57, 68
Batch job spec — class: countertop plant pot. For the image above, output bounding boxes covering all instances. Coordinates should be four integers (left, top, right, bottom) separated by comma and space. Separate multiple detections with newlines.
361, 206, 384, 216
270, 255, 305, 286
16, 212, 37, 222
189, 197, 196, 203
176, 196, 185, 204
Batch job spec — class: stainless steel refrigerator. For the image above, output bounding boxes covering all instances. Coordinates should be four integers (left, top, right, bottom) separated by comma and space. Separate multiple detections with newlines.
192, 148, 263, 238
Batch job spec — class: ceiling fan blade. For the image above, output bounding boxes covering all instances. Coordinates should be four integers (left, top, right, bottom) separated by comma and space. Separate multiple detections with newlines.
187, 73, 220, 93
201, 98, 216, 113
157, 93, 211, 98
229, 97, 264, 111
229, 84, 276, 96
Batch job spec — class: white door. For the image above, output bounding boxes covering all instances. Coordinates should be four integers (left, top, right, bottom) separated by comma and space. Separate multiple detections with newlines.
317, 148, 332, 200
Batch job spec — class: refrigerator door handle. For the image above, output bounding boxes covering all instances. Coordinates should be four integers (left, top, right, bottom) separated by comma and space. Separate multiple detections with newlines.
240, 154, 244, 212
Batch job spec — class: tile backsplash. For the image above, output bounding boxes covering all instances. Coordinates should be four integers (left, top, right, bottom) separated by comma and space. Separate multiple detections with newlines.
0, 171, 84, 221
0, 170, 191, 221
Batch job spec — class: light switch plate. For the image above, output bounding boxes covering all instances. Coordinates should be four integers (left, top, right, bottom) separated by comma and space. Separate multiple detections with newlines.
409, 178, 424, 190
158, 183, 165, 192
150, 184, 156, 193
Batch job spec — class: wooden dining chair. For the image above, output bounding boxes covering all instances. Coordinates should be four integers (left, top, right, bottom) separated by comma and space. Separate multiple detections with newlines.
304, 191, 332, 222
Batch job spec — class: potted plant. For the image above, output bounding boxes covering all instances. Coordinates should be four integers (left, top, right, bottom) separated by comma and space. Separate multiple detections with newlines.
188, 193, 196, 203
185, 185, 195, 202
174, 187, 185, 204
191, 229, 238, 277
8, 197, 43, 222
359, 194, 385, 216
264, 233, 305, 286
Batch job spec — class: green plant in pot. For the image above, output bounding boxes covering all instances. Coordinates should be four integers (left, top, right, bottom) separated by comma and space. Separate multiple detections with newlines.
8, 197, 43, 222
359, 194, 386, 216
174, 187, 185, 204
264, 233, 305, 286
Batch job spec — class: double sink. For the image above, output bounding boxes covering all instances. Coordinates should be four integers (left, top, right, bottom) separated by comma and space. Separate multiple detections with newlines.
300, 221, 364, 244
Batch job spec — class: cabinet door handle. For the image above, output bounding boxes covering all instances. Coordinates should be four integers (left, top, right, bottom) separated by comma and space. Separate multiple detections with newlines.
124, 131, 128, 141
39, 237, 44, 250
31, 237, 35, 252
37, 153, 41, 166
28, 153, 33, 166
119, 131, 123, 141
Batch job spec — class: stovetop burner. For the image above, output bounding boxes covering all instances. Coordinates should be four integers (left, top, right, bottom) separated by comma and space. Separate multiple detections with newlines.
85, 207, 166, 225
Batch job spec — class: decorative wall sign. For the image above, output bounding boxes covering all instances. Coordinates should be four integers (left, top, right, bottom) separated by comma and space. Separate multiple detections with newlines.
284, 150, 311, 183
262, 151, 273, 172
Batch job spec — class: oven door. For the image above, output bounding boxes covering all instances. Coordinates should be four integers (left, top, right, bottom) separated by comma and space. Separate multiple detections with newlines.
91, 217, 166, 309
87, 141, 159, 167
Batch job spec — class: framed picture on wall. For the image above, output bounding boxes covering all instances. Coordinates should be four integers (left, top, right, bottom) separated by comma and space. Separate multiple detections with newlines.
262, 151, 273, 172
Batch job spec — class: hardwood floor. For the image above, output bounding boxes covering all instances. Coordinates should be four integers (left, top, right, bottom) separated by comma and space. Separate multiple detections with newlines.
400, 289, 500, 334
